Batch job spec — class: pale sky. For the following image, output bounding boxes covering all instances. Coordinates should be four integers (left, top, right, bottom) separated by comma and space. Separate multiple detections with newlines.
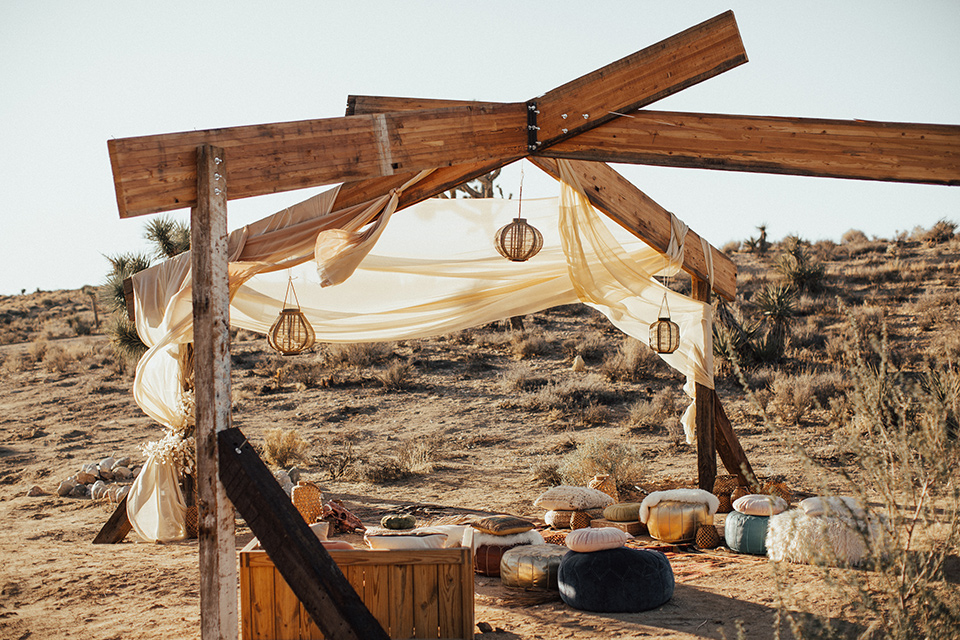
1, 1, 957, 296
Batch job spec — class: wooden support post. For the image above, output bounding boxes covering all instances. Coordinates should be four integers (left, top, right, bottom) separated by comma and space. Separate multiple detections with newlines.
192, 144, 238, 640
692, 276, 716, 492
714, 394, 760, 490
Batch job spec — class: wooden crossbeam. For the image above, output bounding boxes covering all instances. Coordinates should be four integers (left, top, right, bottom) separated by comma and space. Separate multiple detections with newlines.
345, 96, 737, 300
109, 11, 746, 218
542, 110, 960, 185
219, 427, 390, 640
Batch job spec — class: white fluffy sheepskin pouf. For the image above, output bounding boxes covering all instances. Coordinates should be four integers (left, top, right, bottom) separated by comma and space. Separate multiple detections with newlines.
766, 509, 889, 567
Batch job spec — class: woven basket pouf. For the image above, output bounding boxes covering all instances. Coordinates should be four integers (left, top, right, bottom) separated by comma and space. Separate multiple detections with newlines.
570, 510, 594, 530
713, 474, 739, 495
588, 474, 620, 504
695, 523, 721, 549
716, 493, 733, 514
291, 481, 324, 524
731, 486, 750, 502
186, 506, 199, 539
764, 482, 793, 505
724, 511, 770, 555
558, 547, 674, 613
542, 531, 568, 546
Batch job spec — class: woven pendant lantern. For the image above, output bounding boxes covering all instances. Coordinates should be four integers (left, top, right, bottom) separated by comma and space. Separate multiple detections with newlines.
494, 166, 542, 262
649, 293, 680, 354
267, 277, 315, 356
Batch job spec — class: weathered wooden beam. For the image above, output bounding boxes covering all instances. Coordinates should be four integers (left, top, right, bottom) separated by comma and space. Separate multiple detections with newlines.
92, 496, 132, 544
542, 110, 960, 186
192, 145, 238, 640
714, 393, 759, 490
346, 100, 738, 301
219, 427, 390, 640
530, 157, 737, 300
691, 277, 717, 492
110, 11, 747, 218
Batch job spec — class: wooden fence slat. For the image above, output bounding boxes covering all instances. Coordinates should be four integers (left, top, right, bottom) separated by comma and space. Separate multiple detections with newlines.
413, 565, 439, 639
246, 566, 276, 640
365, 565, 391, 634
437, 560, 462, 639
276, 573, 303, 640
390, 564, 415, 640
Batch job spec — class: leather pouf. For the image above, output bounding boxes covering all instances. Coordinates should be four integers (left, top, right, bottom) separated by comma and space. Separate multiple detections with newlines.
475, 544, 519, 576
646, 501, 712, 544
724, 510, 770, 555
500, 544, 569, 590
558, 547, 674, 613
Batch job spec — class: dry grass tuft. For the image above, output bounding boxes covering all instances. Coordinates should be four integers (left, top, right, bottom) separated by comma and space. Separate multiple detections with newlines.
261, 427, 311, 468
325, 342, 394, 368
601, 337, 662, 382
557, 436, 643, 488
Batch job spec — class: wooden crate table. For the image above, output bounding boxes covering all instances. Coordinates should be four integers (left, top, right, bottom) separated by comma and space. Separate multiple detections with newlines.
239, 539, 474, 640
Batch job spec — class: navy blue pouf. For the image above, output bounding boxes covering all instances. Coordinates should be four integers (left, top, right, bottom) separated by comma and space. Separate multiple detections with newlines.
557, 547, 674, 613
724, 511, 770, 555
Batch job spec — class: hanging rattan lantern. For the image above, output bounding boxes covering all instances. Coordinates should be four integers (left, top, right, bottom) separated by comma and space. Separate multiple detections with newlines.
649, 293, 680, 354
267, 278, 315, 356
494, 166, 543, 262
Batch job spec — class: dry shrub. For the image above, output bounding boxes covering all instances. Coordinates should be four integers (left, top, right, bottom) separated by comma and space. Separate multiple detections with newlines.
563, 330, 609, 363
557, 436, 642, 488
841, 229, 870, 245
601, 337, 661, 382
375, 361, 414, 390
359, 438, 444, 483
325, 342, 394, 368
314, 436, 360, 480
471, 330, 512, 349
531, 457, 563, 486
721, 240, 741, 254
580, 402, 610, 427
773, 334, 960, 639
499, 362, 547, 392
771, 373, 816, 423
42, 344, 91, 373
510, 331, 551, 360
1, 352, 27, 374
28, 338, 48, 363
527, 375, 620, 413
261, 427, 310, 468
628, 388, 677, 430
914, 218, 957, 245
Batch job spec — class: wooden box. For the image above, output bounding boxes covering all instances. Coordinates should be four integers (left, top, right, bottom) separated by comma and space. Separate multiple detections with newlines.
239, 539, 474, 640
590, 518, 646, 536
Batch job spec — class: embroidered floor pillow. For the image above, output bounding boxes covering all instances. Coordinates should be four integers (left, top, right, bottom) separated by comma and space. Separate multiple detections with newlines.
535, 486, 615, 511
565, 527, 628, 552
733, 494, 788, 516
724, 510, 770, 555
602, 502, 642, 523
471, 515, 535, 535
558, 547, 674, 613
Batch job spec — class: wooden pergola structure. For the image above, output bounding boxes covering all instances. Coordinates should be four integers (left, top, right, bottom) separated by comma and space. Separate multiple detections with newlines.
107, 11, 960, 640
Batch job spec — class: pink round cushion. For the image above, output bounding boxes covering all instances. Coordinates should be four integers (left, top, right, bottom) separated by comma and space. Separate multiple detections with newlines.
733, 494, 788, 516
565, 527, 629, 552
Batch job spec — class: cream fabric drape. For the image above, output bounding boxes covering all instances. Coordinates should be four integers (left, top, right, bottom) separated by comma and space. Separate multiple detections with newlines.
131, 160, 713, 442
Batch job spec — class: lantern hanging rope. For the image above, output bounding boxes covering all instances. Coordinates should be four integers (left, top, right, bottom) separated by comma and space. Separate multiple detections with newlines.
267, 276, 316, 356
494, 166, 543, 262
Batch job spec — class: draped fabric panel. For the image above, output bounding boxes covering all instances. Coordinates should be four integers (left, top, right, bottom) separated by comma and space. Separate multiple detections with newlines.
131, 160, 713, 442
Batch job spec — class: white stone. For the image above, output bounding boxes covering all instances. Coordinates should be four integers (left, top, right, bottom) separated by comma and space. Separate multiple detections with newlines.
113, 466, 132, 480
76, 470, 97, 484
98, 467, 114, 481
27, 485, 45, 497
91, 480, 108, 500
571, 355, 586, 372
57, 480, 75, 497
115, 486, 130, 501
99, 457, 116, 472
115, 456, 131, 468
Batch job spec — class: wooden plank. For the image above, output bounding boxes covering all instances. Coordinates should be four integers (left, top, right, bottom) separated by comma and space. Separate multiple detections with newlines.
111, 11, 747, 218
92, 496, 132, 544
542, 110, 960, 186
276, 572, 303, 640
110, 103, 527, 218
412, 564, 439, 639
390, 564, 415, 640
692, 277, 717, 493
192, 145, 238, 640
530, 157, 737, 300
240, 553, 254, 640
457, 548, 473, 640
345, 97, 737, 301
713, 393, 760, 490
247, 565, 277, 640
218, 427, 390, 640
437, 560, 462, 640
364, 565, 391, 635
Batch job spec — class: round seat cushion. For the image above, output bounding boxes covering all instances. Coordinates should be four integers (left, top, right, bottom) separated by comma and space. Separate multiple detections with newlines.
602, 502, 642, 522
499, 544, 569, 590
724, 510, 769, 555
558, 547, 674, 613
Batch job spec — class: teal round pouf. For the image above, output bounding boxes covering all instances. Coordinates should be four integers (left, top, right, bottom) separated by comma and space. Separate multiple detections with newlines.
557, 547, 674, 613
724, 511, 770, 555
